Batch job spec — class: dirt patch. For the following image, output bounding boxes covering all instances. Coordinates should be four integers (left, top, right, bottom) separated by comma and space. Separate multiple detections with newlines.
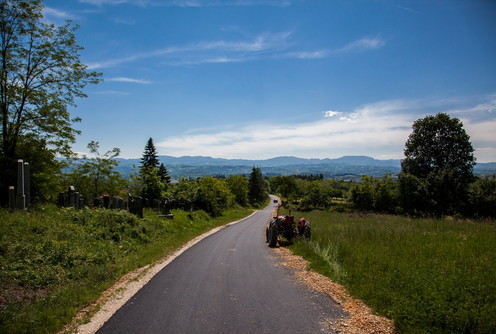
0, 283, 48, 307
274, 247, 395, 334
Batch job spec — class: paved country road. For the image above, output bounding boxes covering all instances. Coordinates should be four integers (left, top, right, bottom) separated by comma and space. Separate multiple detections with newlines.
97, 196, 344, 334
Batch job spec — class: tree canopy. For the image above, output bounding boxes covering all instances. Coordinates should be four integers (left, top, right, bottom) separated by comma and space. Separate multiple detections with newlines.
0, 0, 101, 204
248, 167, 268, 206
400, 113, 476, 215
140, 137, 159, 172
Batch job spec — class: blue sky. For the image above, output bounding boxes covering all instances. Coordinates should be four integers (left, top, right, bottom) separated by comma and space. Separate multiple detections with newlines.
43, 0, 496, 162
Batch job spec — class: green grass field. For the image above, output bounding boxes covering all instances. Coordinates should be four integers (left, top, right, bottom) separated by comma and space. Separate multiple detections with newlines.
287, 211, 496, 333
0, 205, 254, 334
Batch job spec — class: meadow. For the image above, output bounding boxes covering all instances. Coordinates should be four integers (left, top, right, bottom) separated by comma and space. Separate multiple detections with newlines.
288, 211, 496, 333
0, 205, 254, 334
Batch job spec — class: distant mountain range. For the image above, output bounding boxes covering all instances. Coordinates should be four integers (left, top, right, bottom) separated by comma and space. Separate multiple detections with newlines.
111, 155, 496, 181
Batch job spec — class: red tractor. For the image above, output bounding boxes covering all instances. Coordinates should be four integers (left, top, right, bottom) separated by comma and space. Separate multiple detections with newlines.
266, 215, 311, 247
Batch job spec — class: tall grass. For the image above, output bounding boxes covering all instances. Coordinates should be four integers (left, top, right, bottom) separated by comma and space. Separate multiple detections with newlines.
288, 211, 496, 333
0, 205, 254, 334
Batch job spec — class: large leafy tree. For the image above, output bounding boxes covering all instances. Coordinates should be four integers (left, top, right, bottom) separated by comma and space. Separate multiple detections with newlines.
226, 174, 248, 206
400, 113, 475, 215
65, 141, 125, 201
0, 0, 101, 203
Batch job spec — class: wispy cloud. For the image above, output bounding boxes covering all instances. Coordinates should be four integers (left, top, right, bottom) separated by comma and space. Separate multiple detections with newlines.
79, 0, 291, 6
334, 37, 386, 54
106, 77, 152, 84
156, 96, 496, 162
43, 7, 77, 21
87, 31, 293, 69
95, 90, 130, 95
87, 32, 387, 69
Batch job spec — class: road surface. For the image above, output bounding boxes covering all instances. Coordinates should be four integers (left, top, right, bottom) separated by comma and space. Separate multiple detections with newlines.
97, 197, 344, 333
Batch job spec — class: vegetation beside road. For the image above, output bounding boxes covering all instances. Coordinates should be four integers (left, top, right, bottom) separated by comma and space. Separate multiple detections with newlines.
0, 205, 255, 334
285, 210, 496, 333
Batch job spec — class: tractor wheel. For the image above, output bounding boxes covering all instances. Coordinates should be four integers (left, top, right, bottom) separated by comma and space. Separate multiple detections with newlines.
283, 227, 294, 242
303, 224, 311, 240
265, 226, 269, 243
268, 224, 278, 247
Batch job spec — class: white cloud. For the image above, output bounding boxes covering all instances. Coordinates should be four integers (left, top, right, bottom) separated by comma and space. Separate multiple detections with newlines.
42, 7, 77, 21
106, 77, 152, 84
87, 32, 388, 69
335, 37, 386, 54
286, 50, 329, 59
157, 100, 416, 159
156, 96, 496, 162
323, 110, 342, 118
87, 31, 293, 69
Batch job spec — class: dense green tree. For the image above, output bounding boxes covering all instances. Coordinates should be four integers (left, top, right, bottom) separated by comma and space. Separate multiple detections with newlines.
468, 176, 496, 218
195, 177, 234, 216
65, 141, 126, 201
140, 138, 159, 171
226, 174, 248, 206
136, 138, 165, 200
268, 176, 299, 201
401, 113, 475, 215
16, 134, 64, 202
158, 163, 171, 184
350, 175, 399, 213
248, 167, 268, 206
0, 0, 101, 204
139, 166, 164, 202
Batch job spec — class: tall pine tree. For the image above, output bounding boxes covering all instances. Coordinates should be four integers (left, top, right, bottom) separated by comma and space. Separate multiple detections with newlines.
248, 167, 268, 206
141, 138, 159, 171
158, 163, 171, 184
139, 138, 163, 200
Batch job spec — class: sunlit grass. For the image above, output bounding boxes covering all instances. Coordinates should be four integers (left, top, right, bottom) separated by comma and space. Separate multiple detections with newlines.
0, 205, 254, 334
287, 211, 496, 333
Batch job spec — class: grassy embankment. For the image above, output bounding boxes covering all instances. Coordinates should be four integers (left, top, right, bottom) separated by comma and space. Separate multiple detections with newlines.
0, 205, 255, 334
286, 211, 496, 333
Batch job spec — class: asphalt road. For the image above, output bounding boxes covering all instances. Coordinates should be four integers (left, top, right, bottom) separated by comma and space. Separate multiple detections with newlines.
97, 197, 344, 334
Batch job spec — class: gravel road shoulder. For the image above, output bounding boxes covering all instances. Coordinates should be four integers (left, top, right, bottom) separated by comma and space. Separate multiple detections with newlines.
273, 247, 395, 334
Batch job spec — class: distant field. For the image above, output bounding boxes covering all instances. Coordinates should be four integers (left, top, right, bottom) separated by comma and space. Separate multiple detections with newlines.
287, 211, 496, 333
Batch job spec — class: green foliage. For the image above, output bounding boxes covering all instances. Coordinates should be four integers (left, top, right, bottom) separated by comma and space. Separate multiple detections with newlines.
268, 176, 300, 201
290, 211, 496, 333
140, 138, 159, 172
401, 113, 476, 215
468, 176, 496, 218
226, 174, 249, 207
0, 0, 101, 204
195, 177, 234, 216
16, 135, 65, 202
135, 138, 168, 200
158, 163, 171, 184
139, 166, 165, 201
350, 175, 398, 212
248, 167, 268, 206
63, 141, 126, 201
0, 204, 255, 333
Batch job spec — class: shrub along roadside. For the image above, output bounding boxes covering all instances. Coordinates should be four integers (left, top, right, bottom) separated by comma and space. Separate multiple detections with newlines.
286, 211, 496, 334
0, 205, 254, 334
